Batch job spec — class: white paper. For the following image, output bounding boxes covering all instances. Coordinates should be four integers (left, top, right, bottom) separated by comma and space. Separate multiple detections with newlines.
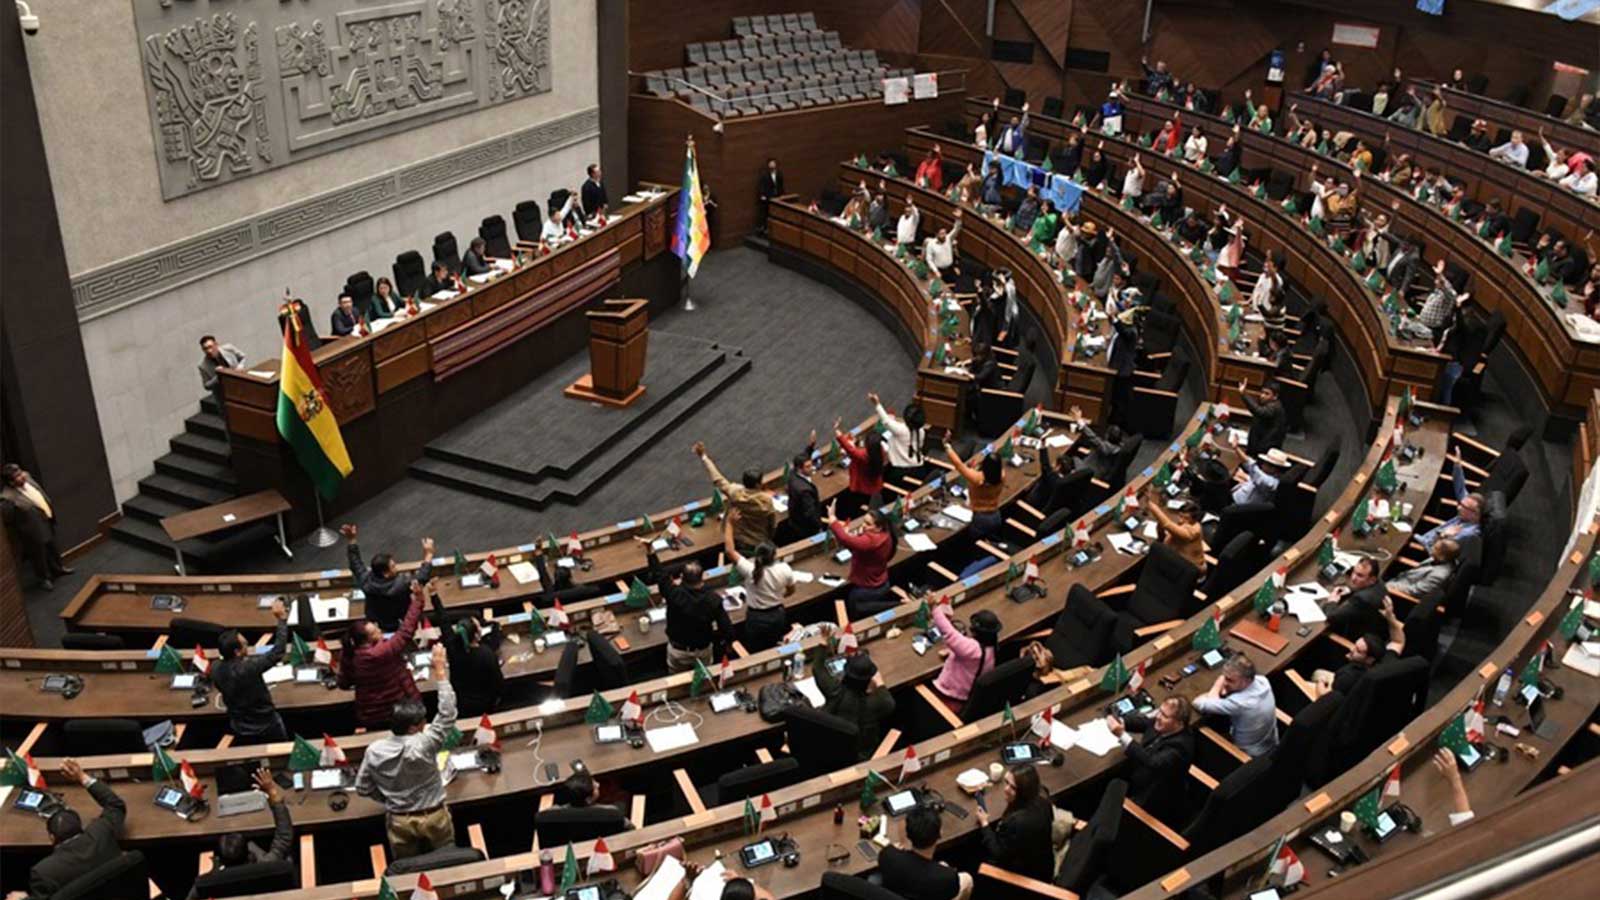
1142, 521, 1160, 541
1045, 433, 1073, 449
368, 317, 393, 333
1073, 718, 1120, 756
635, 855, 688, 900
287, 596, 349, 625
222, 513, 237, 523
688, 860, 728, 900
791, 569, 817, 584
648, 606, 667, 623
449, 751, 483, 771
1107, 532, 1142, 555
1288, 581, 1330, 600
651, 538, 671, 552
645, 722, 700, 753
294, 667, 321, 683
468, 273, 494, 284
1562, 643, 1600, 678
460, 573, 485, 588
1585, 600, 1600, 619
772, 493, 789, 513
904, 533, 938, 553
309, 769, 344, 790
262, 664, 294, 685
942, 504, 974, 523
793, 676, 827, 708
431, 289, 456, 300
1049, 720, 1079, 750
507, 562, 539, 585
492, 258, 515, 271
1285, 593, 1327, 624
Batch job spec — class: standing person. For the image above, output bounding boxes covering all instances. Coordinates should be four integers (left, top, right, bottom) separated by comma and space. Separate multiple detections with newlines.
580, 163, 609, 219
869, 391, 927, 485
975, 765, 1055, 881
0, 463, 70, 590
896, 195, 921, 248
922, 212, 963, 280
197, 335, 246, 409
1193, 655, 1278, 757
756, 158, 784, 235
341, 524, 435, 632
783, 434, 825, 542
1105, 696, 1195, 823
1251, 256, 1285, 339
338, 582, 426, 729
826, 502, 897, 617
724, 512, 795, 651
661, 561, 734, 674
942, 444, 1004, 542
929, 601, 1001, 711
186, 768, 294, 899
354, 643, 458, 860
211, 599, 291, 744
835, 424, 888, 520
879, 806, 974, 900
915, 144, 945, 191
997, 102, 1030, 157
1239, 380, 1287, 455
438, 609, 505, 717
812, 652, 896, 761
20, 759, 125, 900
693, 441, 776, 553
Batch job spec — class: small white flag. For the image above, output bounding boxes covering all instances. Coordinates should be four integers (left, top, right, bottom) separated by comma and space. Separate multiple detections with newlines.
192, 645, 211, 676
902, 746, 922, 775
411, 873, 439, 900
1270, 844, 1305, 887
587, 838, 615, 875
474, 715, 499, 750
320, 734, 347, 767
619, 690, 642, 724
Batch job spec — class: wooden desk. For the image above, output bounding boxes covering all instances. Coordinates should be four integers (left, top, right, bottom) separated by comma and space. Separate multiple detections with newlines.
159, 490, 291, 576
1409, 79, 1600, 160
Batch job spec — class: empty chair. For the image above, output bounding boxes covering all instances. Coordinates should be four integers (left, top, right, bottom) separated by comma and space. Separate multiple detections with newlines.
586, 630, 630, 690
1106, 543, 1203, 647
795, 50, 815, 76
190, 858, 297, 898
705, 64, 728, 87
782, 13, 802, 31
512, 200, 542, 245
168, 616, 227, 650
783, 705, 860, 777
61, 632, 125, 650
1200, 531, 1266, 600
1043, 97, 1066, 118
645, 73, 671, 97
392, 250, 426, 298
1045, 584, 1121, 667
766, 14, 787, 32
731, 15, 751, 36
1180, 755, 1278, 854
478, 215, 512, 259
703, 758, 803, 807
1509, 207, 1539, 247
53, 851, 148, 900
553, 640, 581, 698
958, 656, 1034, 721
1004, 88, 1026, 108
1545, 93, 1570, 117
1054, 779, 1126, 892
819, 872, 903, 900
63, 719, 147, 755
800, 11, 818, 31
750, 14, 770, 35
777, 34, 797, 56
1207, 501, 1278, 552
432, 231, 461, 274
758, 35, 779, 57
824, 31, 842, 51
760, 60, 781, 82
721, 39, 743, 61
705, 40, 726, 64
1319, 655, 1429, 780
535, 807, 631, 845
686, 42, 707, 66
1128, 357, 1188, 438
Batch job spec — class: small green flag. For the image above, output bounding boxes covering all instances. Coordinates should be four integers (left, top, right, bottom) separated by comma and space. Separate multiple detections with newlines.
154, 644, 184, 675
585, 692, 615, 725
1558, 597, 1584, 640
827, 440, 842, 466
1002, 702, 1016, 726
1535, 257, 1551, 283
1399, 386, 1413, 418
545, 533, 561, 558
1352, 497, 1371, 534
1022, 407, 1040, 436
860, 779, 878, 810
1154, 461, 1173, 488
376, 876, 400, 900
441, 724, 465, 750
1588, 553, 1600, 588
1280, 195, 1298, 215
1329, 235, 1347, 254
1351, 249, 1367, 273
1552, 283, 1569, 306
1151, 209, 1165, 229
914, 599, 931, 631
1376, 458, 1398, 492
855, 154, 869, 168
1254, 182, 1268, 201
1041, 155, 1054, 173
1228, 318, 1243, 345
1122, 194, 1136, 211
1351, 783, 1382, 830
1193, 614, 1222, 651
641, 513, 655, 533
1138, 132, 1153, 148
1200, 158, 1215, 174
1317, 535, 1335, 567
1253, 579, 1277, 615
690, 658, 714, 697
1218, 279, 1236, 303
1005, 560, 1022, 587
152, 744, 181, 781
744, 797, 760, 835
1100, 653, 1129, 693
453, 549, 467, 576
527, 605, 546, 636
1437, 710, 1472, 754
1520, 651, 1543, 687
1186, 426, 1204, 449
710, 489, 725, 515
1365, 269, 1383, 291
727, 564, 744, 588
1308, 216, 1325, 236
288, 632, 313, 667
1227, 167, 1243, 185
560, 842, 579, 893
287, 735, 319, 772
1496, 235, 1513, 258
625, 577, 651, 609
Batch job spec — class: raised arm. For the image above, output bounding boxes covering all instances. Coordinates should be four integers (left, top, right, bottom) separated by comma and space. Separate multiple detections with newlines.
375, 584, 426, 658
723, 513, 745, 566
693, 441, 733, 492
945, 444, 984, 485
1450, 449, 1466, 501
419, 646, 458, 751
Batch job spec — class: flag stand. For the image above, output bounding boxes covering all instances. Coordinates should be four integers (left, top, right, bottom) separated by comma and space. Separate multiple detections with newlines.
681, 269, 695, 311
308, 491, 338, 548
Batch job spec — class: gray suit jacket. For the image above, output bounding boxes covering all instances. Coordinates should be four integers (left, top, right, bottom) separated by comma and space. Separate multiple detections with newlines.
1388, 561, 1453, 603
198, 344, 246, 391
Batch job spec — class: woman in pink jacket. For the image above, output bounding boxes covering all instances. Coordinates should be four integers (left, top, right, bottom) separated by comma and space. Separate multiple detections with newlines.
930, 602, 1002, 712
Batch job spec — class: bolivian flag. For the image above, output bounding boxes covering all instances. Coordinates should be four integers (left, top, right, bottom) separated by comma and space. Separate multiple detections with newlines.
276, 319, 353, 499
671, 138, 711, 278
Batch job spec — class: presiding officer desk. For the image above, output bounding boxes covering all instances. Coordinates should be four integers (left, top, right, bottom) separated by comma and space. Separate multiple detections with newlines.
1123, 89, 1600, 420
155, 390, 1459, 900
216, 189, 679, 521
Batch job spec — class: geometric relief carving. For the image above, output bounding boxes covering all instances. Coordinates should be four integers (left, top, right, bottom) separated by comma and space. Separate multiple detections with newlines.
134, 0, 552, 200
320, 351, 376, 425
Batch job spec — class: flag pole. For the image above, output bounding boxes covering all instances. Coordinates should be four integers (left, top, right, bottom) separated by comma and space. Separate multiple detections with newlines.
309, 490, 338, 548
683, 134, 699, 311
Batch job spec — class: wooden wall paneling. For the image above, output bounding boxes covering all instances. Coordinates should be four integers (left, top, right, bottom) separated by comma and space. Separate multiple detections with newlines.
0, 534, 33, 647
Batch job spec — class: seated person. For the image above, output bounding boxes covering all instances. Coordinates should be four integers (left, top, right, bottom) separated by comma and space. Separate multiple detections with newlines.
879, 806, 973, 900
1417, 450, 1482, 551
423, 260, 460, 298
330, 293, 360, 337
813, 652, 895, 761
1012, 187, 1042, 233
929, 604, 1001, 711
1144, 488, 1206, 573
1387, 538, 1459, 604
186, 768, 293, 899
1193, 654, 1278, 757
551, 771, 631, 830
1106, 696, 1195, 823
975, 764, 1055, 881
1323, 556, 1388, 639
23, 759, 125, 900
461, 237, 493, 276
1313, 596, 1405, 697
1231, 444, 1290, 507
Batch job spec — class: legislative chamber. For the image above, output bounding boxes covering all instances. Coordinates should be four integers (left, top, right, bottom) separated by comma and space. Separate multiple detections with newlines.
3, 1, 1599, 899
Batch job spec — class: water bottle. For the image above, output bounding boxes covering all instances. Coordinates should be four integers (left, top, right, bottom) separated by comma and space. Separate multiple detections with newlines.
539, 849, 554, 894
1492, 667, 1513, 707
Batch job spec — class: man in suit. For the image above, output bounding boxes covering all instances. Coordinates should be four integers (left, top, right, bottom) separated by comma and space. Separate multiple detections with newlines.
784, 447, 824, 542
1314, 597, 1405, 698
1387, 537, 1459, 604
22, 758, 125, 900
198, 335, 246, 395
1323, 556, 1388, 639
1384, 240, 1424, 299
879, 806, 973, 900
756, 158, 784, 233
996, 102, 1030, 157
423, 261, 460, 298
580, 164, 608, 220
186, 768, 294, 899
1, 464, 70, 590
1107, 309, 1142, 427
461, 237, 493, 276
340, 524, 435, 632
1240, 380, 1287, 455
330, 293, 360, 337
277, 296, 320, 348
1106, 696, 1196, 822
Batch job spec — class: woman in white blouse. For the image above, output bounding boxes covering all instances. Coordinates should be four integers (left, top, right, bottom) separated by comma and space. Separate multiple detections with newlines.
868, 390, 928, 484
1182, 126, 1208, 165
722, 513, 795, 651
1121, 153, 1146, 201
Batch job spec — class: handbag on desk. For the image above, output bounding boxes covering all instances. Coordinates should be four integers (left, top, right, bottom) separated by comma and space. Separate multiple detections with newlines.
633, 836, 685, 875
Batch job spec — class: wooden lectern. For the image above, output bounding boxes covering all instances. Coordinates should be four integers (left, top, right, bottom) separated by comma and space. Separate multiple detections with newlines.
564, 299, 650, 407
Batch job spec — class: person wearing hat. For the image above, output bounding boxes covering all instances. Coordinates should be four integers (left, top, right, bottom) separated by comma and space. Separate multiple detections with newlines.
929, 602, 1001, 712
813, 651, 896, 761
1230, 437, 1291, 507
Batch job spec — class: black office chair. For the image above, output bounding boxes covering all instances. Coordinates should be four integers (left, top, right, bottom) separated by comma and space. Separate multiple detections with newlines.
958, 656, 1033, 721
63, 719, 147, 755
820, 871, 906, 900
586, 631, 630, 690
1206, 501, 1277, 553
1320, 655, 1428, 779
479, 215, 513, 259
1180, 754, 1277, 854
392, 250, 427, 298
976, 386, 1026, 438
782, 705, 860, 776
1401, 602, 1444, 664
1545, 94, 1570, 117
1042, 96, 1064, 119
1003, 88, 1026, 108
1481, 451, 1528, 506
513, 201, 543, 245
53, 850, 148, 900
1273, 690, 1343, 791
1033, 468, 1093, 521
384, 845, 484, 875
553, 640, 581, 699
1474, 491, 1509, 588
344, 271, 374, 314
432, 232, 462, 275
190, 859, 297, 897
1305, 444, 1339, 489
61, 632, 124, 650
535, 807, 631, 845
1045, 584, 1120, 667
1128, 358, 1188, 439
1115, 542, 1203, 632
168, 617, 227, 650
702, 758, 803, 807
1200, 531, 1265, 601
1055, 778, 1126, 891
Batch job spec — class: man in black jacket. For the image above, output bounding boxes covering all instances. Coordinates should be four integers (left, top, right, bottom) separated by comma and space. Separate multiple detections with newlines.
186, 768, 294, 899
213, 598, 291, 744
1323, 556, 1388, 639
340, 524, 434, 631
1106, 696, 1196, 823
1240, 380, 1287, 455
757, 158, 784, 233
25, 759, 125, 900
879, 806, 972, 900
814, 653, 896, 761
785, 450, 824, 541
330, 293, 360, 337
661, 561, 733, 674
422, 260, 459, 298
580, 164, 608, 219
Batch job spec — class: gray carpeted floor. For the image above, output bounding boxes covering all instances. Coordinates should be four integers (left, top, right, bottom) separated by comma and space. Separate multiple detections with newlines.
24, 247, 917, 645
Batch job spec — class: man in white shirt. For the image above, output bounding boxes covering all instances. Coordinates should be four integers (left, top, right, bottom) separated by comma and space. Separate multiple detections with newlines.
895, 197, 920, 248
1231, 446, 1288, 506
1193, 655, 1278, 757
354, 644, 458, 859
1488, 131, 1529, 168
541, 192, 578, 244
922, 212, 962, 276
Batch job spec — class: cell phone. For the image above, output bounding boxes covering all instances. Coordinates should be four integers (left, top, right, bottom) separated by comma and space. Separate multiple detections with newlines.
1456, 742, 1485, 771
710, 691, 740, 713
1296, 625, 1313, 637
594, 724, 624, 744
826, 656, 848, 677
973, 790, 987, 813
1001, 742, 1040, 764
1248, 890, 1284, 900
1201, 649, 1226, 668
740, 838, 781, 868
883, 789, 920, 817
1071, 550, 1091, 567
15, 790, 46, 811
1181, 663, 1200, 677
542, 763, 560, 782
925, 626, 944, 644
1370, 810, 1400, 842
153, 786, 186, 810
170, 673, 198, 690
855, 839, 879, 862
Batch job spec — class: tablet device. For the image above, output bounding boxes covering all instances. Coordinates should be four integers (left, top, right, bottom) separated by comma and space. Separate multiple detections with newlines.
40, 674, 71, 693
153, 786, 186, 810
710, 691, 740, 713
1370, 810, 1400, 843
1001, 743, 1040, 764
14, 790, 46, 812
884, 789, 920, 817
1200, 648, 1226, 669
825, 656, 847, 678
740, 838, 781, 868
924, 626, 944, 644
565, 887, 603, 900
151, 594, 183, 611
170, 673, 198, 690
1455, 742, 1485, 771
594, 724, 624, 744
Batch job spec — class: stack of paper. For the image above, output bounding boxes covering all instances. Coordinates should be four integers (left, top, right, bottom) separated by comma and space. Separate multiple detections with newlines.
793, 676, 827, 708
1073, 718, 1120, 756
262, 664, 294, 685
942, 504, 974, 523
1562, 642, 1600, 678
1284, 593, 1326, 624
507, 561, 540, 585
635, 855, 687, 900
904, 533, 938, 553
645, 722, 700, 753
468, 273, 494, 284
1049, 720, 1079, 750
431, 289, 456, 300
492, 258, 515, 271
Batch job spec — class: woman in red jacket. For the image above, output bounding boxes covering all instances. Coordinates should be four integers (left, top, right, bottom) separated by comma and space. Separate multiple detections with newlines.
915, 144, 945, 191
338, 581, 426, 728
835, 424, 887, 520
827, 503, 899, 618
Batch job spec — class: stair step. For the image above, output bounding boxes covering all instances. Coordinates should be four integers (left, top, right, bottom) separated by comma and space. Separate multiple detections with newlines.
410, 352, 751, 509
108, 516, 176, 558
107, 515, 276, 569
137, 474, 233, 508
152, 453, 237, 492
199, 394, 220, 416
185, 411, 228, 441
121, 493, 192, 526
170, 432, 231, 465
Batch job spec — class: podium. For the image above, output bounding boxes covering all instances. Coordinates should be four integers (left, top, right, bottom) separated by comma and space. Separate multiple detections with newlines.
564, 299, 650, 407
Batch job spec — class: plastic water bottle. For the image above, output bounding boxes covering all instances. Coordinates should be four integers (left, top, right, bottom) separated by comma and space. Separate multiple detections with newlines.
1492, 667, 1513, 707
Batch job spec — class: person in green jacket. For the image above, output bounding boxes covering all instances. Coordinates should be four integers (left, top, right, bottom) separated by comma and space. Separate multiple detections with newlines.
814, 652, 896, 760
1029, 200, 1059, 253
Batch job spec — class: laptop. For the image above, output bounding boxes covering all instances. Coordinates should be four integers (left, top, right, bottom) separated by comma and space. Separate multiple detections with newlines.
216, 764, 268, 818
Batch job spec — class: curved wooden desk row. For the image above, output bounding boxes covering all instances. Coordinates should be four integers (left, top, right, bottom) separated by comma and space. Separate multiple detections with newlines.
1407, 79, 1599, 160
0, 411, 1215, 851
189, 394, 1446, 900
969, 97, 1442, 413
1122, 91, 1600, 418
1130, 520, 1600, 898
6, 408, 1054, 726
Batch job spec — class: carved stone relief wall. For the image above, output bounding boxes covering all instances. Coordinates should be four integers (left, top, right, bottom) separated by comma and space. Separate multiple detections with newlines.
135, 0, 552, 200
